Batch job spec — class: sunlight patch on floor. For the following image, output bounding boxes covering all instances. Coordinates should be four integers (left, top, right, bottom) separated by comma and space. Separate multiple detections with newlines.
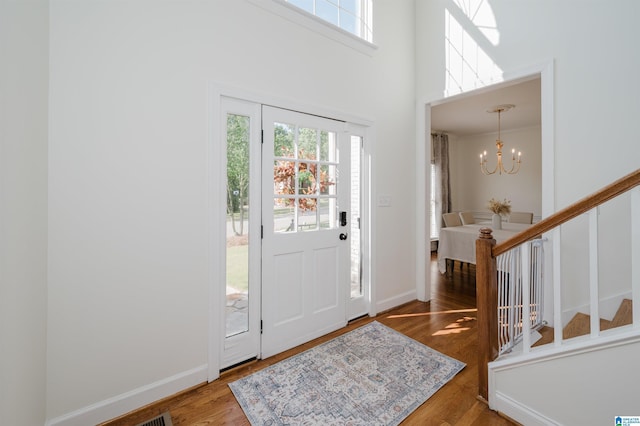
432, 316, 476, 336
386, 308, 477, 319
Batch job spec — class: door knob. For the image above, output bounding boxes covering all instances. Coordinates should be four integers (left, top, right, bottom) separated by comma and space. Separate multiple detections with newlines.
339, 233, 348, 240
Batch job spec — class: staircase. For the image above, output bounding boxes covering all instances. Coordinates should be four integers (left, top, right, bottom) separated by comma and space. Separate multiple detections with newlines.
533, 299, 633, 346
475, 168, 640, 425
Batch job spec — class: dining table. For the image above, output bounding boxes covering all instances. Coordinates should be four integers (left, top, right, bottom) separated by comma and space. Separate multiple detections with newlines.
437, 222, 532, 273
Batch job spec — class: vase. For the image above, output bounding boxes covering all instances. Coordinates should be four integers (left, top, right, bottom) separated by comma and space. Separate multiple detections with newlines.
492, 213, 502, 230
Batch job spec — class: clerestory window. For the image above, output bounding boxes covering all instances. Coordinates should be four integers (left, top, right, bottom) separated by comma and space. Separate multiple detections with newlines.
248, 0, 376, 54
284, 0, 373, 43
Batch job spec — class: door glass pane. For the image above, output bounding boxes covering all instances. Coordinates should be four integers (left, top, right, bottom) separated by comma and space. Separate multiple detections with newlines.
298, 162, 314, 195
298, 204, 318, 231
318, 197, 336, 230
298, 127, 317, 160
274, 198, 296, 233
327, 131, 337, 161
274, 122, 295, 158
226, 113, 250, 337
322, 164, 337, 195
272, 123, 338, 233
350, 135, 362, 298
274, 160, 295, 196
319, 130, 330, 161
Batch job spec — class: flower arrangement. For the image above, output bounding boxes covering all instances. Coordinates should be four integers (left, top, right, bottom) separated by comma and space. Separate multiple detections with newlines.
487, 198, 511, 215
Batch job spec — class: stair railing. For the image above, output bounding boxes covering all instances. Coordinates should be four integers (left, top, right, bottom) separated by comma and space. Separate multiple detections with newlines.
476, 168, 640, 401
497, 238, 545, 356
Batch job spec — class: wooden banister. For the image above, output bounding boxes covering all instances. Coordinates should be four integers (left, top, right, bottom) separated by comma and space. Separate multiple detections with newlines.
494, 168, 640, 257
476, 228, 498, 402
475, 168, 640, 401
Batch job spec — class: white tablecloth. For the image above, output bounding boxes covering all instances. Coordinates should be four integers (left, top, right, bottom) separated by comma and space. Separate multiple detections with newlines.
437, 223, 531, 273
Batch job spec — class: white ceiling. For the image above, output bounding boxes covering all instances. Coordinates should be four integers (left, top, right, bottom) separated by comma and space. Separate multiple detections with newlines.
430, 77, 541, 136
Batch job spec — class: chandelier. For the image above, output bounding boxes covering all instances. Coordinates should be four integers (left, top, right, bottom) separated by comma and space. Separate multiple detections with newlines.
480, 104, 522, 175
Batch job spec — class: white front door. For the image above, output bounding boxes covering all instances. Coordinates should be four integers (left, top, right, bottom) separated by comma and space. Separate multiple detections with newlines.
261, 106, 351, 358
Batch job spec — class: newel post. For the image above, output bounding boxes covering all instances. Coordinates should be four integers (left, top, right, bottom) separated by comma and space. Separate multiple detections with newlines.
476, 227, 498, 402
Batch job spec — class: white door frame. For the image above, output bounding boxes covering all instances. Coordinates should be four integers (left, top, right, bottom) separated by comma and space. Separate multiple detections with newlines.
416, 60, 555, 315
219, 97, 262, 369
207, 83, 375, 381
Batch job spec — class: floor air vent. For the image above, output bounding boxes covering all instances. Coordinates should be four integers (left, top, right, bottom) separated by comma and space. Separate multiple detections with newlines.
135, 412, 173, 426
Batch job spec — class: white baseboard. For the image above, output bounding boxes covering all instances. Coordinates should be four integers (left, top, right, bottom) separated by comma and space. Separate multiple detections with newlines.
492, 391, 561, 426
489, 331, 640, 425
45, 364, 208, 426
375, 290, 416, 314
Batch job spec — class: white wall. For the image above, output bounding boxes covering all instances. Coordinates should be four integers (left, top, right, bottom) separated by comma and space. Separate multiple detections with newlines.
417, 0, 639, 196
492, 339, 640, 424
416, 1, 640, 423
0, 1, 49, 425
368, 0, 417, 310
449, 126, 542, 220
47, 0, 416, 422
417, 0, 640, 311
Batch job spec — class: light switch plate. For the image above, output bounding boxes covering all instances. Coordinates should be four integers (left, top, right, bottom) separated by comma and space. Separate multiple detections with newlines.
378, 195, 391, 207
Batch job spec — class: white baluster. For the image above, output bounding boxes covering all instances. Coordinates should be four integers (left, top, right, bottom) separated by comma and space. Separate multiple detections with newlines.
589, 208, 600, 337
632, 186, 640, 330
553, 227, 563, 347
521, 242, 531, 352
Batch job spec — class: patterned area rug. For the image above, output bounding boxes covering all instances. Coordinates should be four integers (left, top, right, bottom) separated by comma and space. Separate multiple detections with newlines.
229, 321, 465, 425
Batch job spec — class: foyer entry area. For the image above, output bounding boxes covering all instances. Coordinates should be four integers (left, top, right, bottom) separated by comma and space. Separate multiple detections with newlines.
102, 254, 515, 425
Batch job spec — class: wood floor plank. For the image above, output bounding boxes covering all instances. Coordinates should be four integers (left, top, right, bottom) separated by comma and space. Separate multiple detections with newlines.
101, 254, 515, 426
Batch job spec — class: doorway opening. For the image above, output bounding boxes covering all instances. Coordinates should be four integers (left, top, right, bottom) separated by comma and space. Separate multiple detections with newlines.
421, 63, 554, 327
216, 95, 372, 371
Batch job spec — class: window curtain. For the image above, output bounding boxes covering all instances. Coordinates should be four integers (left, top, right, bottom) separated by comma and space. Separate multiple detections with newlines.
431, 133, 451, 236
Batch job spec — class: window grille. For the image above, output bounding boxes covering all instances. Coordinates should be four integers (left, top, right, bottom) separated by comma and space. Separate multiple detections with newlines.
283, 0, 373, 42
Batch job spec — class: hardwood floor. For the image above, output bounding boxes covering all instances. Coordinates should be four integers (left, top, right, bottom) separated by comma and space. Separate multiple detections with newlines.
101, 254, 516, 426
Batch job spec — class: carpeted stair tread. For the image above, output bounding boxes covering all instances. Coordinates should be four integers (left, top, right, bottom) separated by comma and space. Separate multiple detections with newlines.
562, 313, 613, 339
562, 313, 590, 339
599, 317, 613, 330
607, 298, 633, 329
523, 300, 633, 347
531, 325, 554, 347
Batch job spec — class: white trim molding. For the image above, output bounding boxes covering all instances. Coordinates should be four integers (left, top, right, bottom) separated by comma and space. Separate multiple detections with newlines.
417, 59, 555, 327
492, 392, 561, 426
415, 101, 429, 302
207, 81, 376, 377
45, 365, 208, 426
488, 331, 640, 426
245, 0, 378, 55
374, 289, 416, 315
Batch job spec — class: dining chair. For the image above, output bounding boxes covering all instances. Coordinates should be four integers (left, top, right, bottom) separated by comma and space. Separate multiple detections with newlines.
509, 211, 534, 224
459, 211, 475, 225
442, 212, 462, 227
